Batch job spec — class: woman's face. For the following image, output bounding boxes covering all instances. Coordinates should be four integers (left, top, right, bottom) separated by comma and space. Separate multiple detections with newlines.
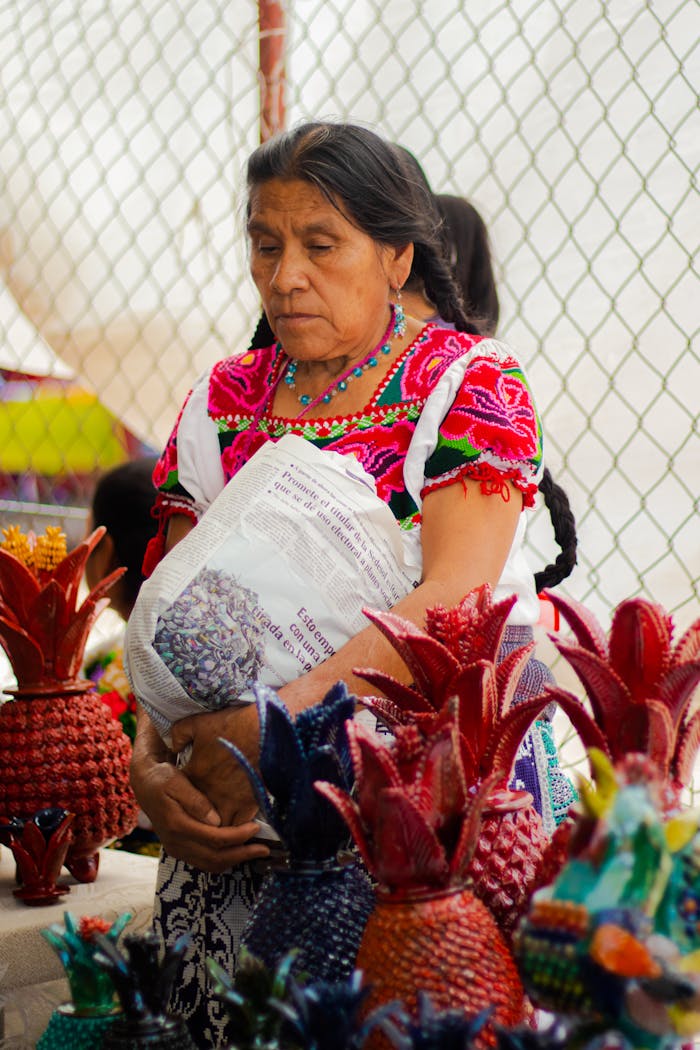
247, 178, 407, 363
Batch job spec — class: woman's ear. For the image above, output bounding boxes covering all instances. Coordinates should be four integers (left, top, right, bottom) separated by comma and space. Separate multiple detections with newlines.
384, 242, 414, 291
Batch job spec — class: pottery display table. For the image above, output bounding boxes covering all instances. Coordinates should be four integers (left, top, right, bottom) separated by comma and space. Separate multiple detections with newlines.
0, 846, 158, 1046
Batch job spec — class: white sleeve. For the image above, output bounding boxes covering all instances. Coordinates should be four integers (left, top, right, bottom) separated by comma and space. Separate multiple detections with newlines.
170, 370, 226, 518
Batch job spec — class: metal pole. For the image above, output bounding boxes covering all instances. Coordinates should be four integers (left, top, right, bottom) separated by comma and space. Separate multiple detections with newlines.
258, 0, 286, 142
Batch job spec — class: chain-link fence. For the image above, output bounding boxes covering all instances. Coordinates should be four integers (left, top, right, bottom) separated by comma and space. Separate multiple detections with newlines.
1, 0, 698, 633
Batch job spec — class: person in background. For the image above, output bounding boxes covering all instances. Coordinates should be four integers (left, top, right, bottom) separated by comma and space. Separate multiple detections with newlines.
434, 192, 500, 335
84, 455, 160, 854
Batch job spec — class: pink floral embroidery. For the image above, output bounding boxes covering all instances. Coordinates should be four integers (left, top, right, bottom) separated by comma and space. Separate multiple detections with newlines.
439, 356, 539, 463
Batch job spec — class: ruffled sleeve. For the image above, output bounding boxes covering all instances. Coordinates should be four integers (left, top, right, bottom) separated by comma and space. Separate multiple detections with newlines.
142, 370, 224, 576
420, 339, 542, 507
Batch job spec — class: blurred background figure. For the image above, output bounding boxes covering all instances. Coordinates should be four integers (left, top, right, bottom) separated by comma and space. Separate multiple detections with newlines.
85, 455, 159, 622
84, 455, 160, 855
435, 192, 499, 336
393, 146, 498, 334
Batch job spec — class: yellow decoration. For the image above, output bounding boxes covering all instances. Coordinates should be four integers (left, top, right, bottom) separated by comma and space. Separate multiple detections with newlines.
33, 526, 68, 572
665, 815, 699, 853
577, 748, 617, 818
1, 525, 34, 567
0, 525, 68, 575
677, 948, 700, 975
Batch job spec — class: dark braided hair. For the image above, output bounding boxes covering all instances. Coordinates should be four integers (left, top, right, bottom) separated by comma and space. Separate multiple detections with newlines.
245, 122, 577, 590
534, 467, 578, 592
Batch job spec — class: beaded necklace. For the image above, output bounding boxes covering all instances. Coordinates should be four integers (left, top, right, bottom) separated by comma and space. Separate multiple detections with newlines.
281, 303, 406, 417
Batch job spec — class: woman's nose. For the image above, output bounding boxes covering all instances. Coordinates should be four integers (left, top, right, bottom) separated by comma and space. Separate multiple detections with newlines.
270, 248, 310, 294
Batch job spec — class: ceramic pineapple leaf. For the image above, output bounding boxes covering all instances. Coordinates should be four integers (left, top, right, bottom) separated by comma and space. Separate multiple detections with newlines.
360, 692, 421, 728
51, 527, 106, 610
217, 738, 275, 826
362, 606, 461, 696
410, 723, 468, 831
257, 688, 308, 802
276, 969, 405, 1050
487, 697, 555, 779
385, 988, 491, 1050
0, 614, 43, 679
0, 549, 39, 622
373, 787, 449, 887
58, 597, 114, 680
495, 641, 536, 717
658, 661, 700, 724
449, 772, 502, 878
673, 709, 700, 786
357, 670, 435, 716
609, 601, 673, 702
541, 589, 609, 658
672, 617, 700, 666
447, 662, 498, 765
645, 701, 675, 775
349, 721, 402, 828
313, 781, 374, 874
548, 637, 629, 731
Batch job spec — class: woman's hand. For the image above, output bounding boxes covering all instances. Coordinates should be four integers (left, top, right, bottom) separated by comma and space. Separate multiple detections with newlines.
130, 708, 270, 873
170, 703, 261, 828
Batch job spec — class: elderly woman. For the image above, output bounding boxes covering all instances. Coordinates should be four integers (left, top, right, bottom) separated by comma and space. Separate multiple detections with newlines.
129, 122, 574, 1048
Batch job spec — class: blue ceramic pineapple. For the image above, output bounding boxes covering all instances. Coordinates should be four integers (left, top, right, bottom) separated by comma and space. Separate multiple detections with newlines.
220, 682, 375, 982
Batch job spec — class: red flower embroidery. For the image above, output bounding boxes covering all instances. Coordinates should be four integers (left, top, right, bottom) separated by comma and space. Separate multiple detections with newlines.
209, 349, 277, 420
440, 357, 539, 463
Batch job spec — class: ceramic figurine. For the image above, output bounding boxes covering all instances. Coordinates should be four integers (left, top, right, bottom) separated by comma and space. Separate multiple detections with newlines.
0, 807, 74, 904
0, 524, 138, 881
272, 968, 405, 1050
382, 992, 491, 1050
93, 927, 197, 1049
208, 948, 298, 1050
516, 749, 700, 1050
221, 682, 375, 982
37, 911, 130, 1050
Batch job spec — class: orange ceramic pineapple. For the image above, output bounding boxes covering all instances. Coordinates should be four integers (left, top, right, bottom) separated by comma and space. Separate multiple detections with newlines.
317, 713, 528, 1049
0, 525, 138, 881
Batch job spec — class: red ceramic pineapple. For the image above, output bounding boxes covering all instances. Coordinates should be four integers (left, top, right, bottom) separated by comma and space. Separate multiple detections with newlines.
0, 525, 138, 882
542, 589, 700, 809
354, 586, 582, 935
316, 713, 527, 1049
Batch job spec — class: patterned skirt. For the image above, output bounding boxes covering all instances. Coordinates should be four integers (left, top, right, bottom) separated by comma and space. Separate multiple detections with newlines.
153, 625, 576, 1049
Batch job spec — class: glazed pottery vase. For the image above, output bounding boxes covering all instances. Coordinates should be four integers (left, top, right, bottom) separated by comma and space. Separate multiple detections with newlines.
0, 526, 138, 882
355, 884, 527, 1050
36, 1004, 121, 1050
241, 855, 375, 982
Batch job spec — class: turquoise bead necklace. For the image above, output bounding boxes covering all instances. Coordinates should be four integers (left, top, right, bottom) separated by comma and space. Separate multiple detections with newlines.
282, 302, 406, 417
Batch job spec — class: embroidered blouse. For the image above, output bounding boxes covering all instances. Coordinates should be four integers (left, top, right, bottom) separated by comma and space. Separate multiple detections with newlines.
146, 325, 543, 622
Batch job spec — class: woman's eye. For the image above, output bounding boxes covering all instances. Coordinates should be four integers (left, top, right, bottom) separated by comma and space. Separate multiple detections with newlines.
309, 244, 332, 253
255, 243, 278, 255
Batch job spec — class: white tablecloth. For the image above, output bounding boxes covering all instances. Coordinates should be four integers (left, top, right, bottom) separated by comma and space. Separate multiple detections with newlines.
0, 846, 158, 1046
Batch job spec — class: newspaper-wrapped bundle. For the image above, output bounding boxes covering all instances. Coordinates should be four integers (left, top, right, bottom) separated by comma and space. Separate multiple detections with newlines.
125, 435, 421, 744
